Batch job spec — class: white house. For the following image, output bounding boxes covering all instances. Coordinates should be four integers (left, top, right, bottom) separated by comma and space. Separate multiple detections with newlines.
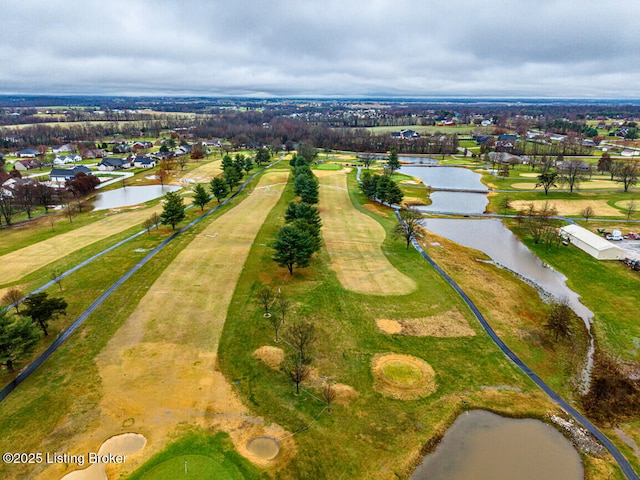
559, 224, 626, 260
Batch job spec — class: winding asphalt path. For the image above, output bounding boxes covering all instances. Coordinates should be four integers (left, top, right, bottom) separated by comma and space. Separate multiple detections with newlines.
0, 157, 282, 403
394, 208, 639, 480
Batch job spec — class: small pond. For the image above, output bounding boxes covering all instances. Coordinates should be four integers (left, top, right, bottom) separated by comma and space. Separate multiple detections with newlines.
91, 185, 181, 210
399, 166, 488, 192
415, 191, 488, 215
410, 410, 583, 480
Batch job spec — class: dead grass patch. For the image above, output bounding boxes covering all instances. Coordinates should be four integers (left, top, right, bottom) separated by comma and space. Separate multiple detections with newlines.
318, 171, 416, 295
254, 346, 285, 370
510, 199, 620, 216
372, 353, 437, 400
362, 203, 389, 217
376, 308, 476, 337
0, 204, 165, 285
181, 158, 222, 183
332, 383, 359, 405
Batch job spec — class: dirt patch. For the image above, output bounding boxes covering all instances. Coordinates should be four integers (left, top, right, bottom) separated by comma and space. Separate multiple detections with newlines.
376, 308, 476, 337
510, 199, 620, 216
254, 346, 285, 370
372, 353, 437, 400
332, 383, 359, 405
362, 203, 389, 217
376, 319, 403, 334
318, 170, 417, 295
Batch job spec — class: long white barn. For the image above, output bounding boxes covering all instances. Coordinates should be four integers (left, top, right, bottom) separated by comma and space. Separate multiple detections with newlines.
559, 224, 626, 260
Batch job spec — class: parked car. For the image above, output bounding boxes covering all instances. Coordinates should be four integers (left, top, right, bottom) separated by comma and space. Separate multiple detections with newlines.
628, 232, 640, 240
607, 230, 624, 241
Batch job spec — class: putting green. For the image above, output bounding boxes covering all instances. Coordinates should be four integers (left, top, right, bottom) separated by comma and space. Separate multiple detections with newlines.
318, 169, 416, 295
140, 454, 244, 479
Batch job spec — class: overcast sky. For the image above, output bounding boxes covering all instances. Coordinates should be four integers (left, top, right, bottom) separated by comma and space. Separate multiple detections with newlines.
2, 0, 640, 98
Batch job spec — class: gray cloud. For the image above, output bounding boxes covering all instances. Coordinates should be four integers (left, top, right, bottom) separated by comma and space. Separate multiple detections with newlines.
2, 0, 640, 97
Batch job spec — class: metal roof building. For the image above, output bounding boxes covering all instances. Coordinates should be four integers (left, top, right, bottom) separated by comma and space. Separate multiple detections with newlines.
559, 224, 626, 260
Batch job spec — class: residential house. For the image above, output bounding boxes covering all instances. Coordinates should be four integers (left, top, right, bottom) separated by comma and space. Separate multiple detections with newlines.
49, 166, 92, 186
14, 159, 43, 171
98, 157, 129, 171
15, 148, 40, 158
52, 143, 76, 154
133, 156, 157, 168
1, 177, 36, 197
132, 141, 153, 151
54, 154, 82, 165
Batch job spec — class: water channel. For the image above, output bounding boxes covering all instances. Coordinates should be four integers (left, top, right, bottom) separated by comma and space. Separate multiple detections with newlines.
410, 410, 583, 480
91, 185, 181, 211
401, 165, 595, 391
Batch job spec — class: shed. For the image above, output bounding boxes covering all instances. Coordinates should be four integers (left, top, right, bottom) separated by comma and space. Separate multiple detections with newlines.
559, 224, 626, 260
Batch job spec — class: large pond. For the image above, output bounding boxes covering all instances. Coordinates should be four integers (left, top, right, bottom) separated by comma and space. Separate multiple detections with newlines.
416, 191, 488, 215
410, 410, 583, 480
423, 218, 595, 390
399, 166, 488, 192
91, 185, 181, 211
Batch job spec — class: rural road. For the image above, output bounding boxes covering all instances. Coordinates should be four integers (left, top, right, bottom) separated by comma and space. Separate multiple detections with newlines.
395, 208, 639, 480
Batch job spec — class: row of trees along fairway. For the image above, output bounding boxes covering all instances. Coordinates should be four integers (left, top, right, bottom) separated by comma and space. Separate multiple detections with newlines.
1, 291, 68, 373
272, 148, 322, 274
158, 149, 272, 230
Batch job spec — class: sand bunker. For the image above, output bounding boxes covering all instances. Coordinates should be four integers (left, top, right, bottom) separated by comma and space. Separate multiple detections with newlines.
61, 433, 146, 480
318, 170, 417, 295
254, 346, 285, 369
247, 436, 280, 460
510, 199, 620, 217
372, 353, 437, 400
376, 308, 476, 337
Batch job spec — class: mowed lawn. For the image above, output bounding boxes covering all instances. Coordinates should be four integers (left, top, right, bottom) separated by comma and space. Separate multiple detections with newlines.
317, 169, 417, 295
0, 203, 165, 285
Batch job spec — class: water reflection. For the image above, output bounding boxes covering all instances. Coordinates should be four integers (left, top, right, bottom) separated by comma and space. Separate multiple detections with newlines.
415, 192, 488, 215
410, 410, 583, 480
92, 185, 181, 210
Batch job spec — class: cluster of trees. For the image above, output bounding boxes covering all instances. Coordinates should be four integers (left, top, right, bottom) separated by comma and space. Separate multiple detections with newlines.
272, 153, 322, 274
359, 171, 404, 206
1, 291, 68, 373
517, 201, 560, 245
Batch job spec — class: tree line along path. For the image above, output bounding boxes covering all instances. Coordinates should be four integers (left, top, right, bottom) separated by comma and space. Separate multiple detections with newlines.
317, 168, 416, 296
9, 169, 292, 479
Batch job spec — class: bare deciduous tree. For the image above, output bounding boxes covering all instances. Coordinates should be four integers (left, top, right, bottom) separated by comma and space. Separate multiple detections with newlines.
255, 284, 275, 317
283, 355, 310, 396
321, 381, 337, 413
285, 321, 316, 365
2, 287, 24, 313
394, 208, 426, 249
581, 205, 594, 222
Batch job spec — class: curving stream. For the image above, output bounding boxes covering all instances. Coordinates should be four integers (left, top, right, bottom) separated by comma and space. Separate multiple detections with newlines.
403, 165, 595, 392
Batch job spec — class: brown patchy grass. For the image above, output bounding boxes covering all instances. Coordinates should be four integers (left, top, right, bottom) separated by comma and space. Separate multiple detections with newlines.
510, 180, 617, 190
41, 171, 294, 479
318, 169, 417, 295
254, 346, 285, 370
511, 199, 620, 216
0, 204, 165, 285
180, 158, 223, 183
371, 353, 437, 400
362, 203, 389, 217
376, 307, 476, 337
